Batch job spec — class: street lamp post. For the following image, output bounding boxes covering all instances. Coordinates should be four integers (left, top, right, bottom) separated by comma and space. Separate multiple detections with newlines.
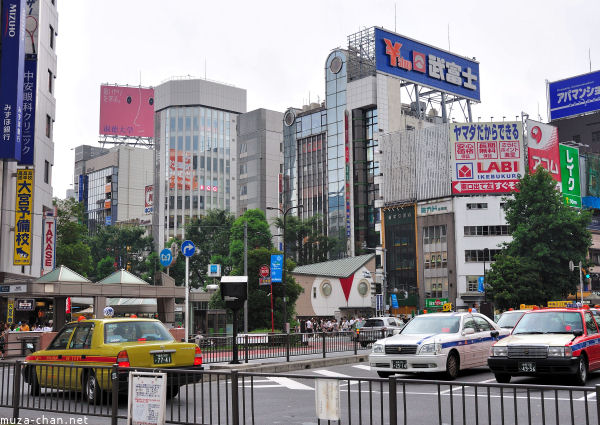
267, 204, 303, 333
363, 246, 387, 315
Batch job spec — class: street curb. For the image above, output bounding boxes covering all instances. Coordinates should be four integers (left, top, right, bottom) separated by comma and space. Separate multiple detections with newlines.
209, 354, 369, 374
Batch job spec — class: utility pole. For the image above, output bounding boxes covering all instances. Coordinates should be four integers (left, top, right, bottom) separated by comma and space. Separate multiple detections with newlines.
244, 221, 248, 333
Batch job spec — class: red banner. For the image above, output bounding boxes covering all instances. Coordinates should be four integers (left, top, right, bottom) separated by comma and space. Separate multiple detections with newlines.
526, 120, 561, 182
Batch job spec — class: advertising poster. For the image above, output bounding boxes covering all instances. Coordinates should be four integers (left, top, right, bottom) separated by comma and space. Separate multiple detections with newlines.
42, 215, 56, 274
450, 121, 524, 195
99, 85, 154, 137
14, 169, 33, 265
144, 185, 153, 214
559, 144, 581, 208
549, 70, 600, 120
526, 119, 561, 182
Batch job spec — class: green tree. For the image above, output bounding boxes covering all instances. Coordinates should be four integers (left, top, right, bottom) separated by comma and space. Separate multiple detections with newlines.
55, 198, 92, 276
274, 214, 336, 266
486, 168, 592, 309
96, 255, 116, 280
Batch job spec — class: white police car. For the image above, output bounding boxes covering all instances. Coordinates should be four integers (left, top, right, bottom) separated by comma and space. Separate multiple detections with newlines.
369, 312, 509, 379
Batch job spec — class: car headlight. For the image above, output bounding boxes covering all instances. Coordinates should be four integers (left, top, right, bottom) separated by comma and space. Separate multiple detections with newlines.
491, 346, 508, 357
548, 346, 572, 357
418, 343, 441, 355
372, 344, 384, 354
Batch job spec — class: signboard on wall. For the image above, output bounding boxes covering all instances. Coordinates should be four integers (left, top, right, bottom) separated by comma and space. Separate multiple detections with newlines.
14, 169, 33, 265
417, 199, 452, 216
559, 144, 581, 208
425, 298, 449, 309
144, 185, 153, 214
19, 58, 37, 165
0, 0, 26, 161
548, 70, 600, 121
99, 85, 154, 137
450, 121, 524, 194
526, 119, 561, 182
42, 215, 56, 274
375, 27, 480, 101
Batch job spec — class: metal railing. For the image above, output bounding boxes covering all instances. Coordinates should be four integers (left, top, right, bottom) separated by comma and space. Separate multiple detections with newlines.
0, 361, 598, 425
197, 330, 382, 364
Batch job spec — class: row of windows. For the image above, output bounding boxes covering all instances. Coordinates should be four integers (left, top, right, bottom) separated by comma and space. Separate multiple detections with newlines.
424, 277, 448, 299
464, 225, 511, 236
464, 249, 501, 262
424, 251, 448, 269
423, 225, 447, 244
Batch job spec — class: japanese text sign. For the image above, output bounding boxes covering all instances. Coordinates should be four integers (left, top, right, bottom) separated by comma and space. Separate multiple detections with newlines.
128, 372, 166, 425
99, 85, 154, 137
14, 169, 33, 265
19, 58, 36, 165
42, 215, 55, 274
375, 27, 480, 101
450, 121, 524, 195
145, 185, 153, 214
526, 119, 561, 182
0, 0, 26, 161
549, 70, 600, 120
559, 144, 581, 208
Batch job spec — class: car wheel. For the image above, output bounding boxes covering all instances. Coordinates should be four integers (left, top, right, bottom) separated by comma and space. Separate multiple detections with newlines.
494, 373, 511, 384
84, 372, 101, 403
444, 352, 459, 380
377, 371, 394, 378
573, 356, 588, 386
26, 367, 40, 396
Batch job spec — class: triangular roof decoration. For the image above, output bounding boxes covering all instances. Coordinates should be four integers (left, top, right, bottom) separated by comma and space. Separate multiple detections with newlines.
292, 254, 375, 278
98, 269, 149, 285
35, 265, 92, 283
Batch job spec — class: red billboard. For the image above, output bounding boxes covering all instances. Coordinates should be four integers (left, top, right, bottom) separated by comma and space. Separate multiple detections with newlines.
99, 85, 154, 137
526, 119, 561, 182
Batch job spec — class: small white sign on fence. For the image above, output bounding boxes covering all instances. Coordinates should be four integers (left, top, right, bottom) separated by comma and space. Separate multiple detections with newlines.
128, 371, 167, 425
315, 378, 340, 421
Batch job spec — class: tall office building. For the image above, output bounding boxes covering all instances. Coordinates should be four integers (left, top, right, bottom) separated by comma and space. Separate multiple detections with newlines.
73, 145, 109, 197
152, 78, 246, 250
0, 0, 58, 277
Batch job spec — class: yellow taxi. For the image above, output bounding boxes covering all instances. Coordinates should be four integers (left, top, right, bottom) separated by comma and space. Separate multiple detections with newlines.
23, 318, 202, 402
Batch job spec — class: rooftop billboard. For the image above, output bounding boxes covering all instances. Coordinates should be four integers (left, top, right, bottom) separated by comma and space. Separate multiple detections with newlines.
374, 27, 480, 102
548, 70, 600, 121
99, 85, 154, 137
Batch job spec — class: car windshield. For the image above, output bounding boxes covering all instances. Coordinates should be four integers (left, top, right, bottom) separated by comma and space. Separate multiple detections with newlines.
496, 311, 526, 328
363, 319, 385, 327
401, 316, 460, 334
512, 312, 583, 334
104, 321, 174, 343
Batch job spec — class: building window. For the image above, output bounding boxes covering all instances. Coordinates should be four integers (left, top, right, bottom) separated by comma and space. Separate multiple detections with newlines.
49, 25, 55, 49
46, 115, 52, 138
466, 275, 480, 292
44, 161, 50, 184
464, 225, 510, 236
464, 249, 501, 262
590, 249, 600, 265
240, 185, 247, 196
423, 225, 446, 244
320, 281, 332, 297
240, 143, 247, 154
357, 280, 370, 297
466, 203, 488, 210
48, 70, 53, 93
592, 131, 600, 145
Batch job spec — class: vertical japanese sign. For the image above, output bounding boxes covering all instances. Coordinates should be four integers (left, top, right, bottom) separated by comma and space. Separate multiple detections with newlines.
344, 112, 351, 237
144, 185, 153, 214
526, 119, 561, 182
0, 0, 26, 161
450, 122, 524, 194
7, 299, 14, 324
14, 169, 33, 265
42, 215, 56, 274
559, 145, 581, 208
19, 58, 36, 165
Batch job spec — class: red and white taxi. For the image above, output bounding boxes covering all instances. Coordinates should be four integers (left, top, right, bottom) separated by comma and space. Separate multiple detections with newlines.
488, 308, 600, 385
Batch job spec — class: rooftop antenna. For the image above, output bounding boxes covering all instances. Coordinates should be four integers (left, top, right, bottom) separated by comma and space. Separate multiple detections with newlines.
394, 3, 397, 32
538, 102, 542, 121
447, 24, 451, 51
205, 59, 207, 80
590, 48, 592, 72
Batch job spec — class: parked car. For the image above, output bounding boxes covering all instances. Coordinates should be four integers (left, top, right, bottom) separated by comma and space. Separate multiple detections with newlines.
489, 308, 600, 385
496, 309, 529, 330
355, 317, 404, 347
23, 318, 203, 402
369, 312, 509, 379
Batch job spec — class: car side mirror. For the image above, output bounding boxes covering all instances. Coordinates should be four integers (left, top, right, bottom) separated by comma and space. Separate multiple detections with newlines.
462, 328, 475, 336
573, 330, 583, 337
490, 330, 499, 338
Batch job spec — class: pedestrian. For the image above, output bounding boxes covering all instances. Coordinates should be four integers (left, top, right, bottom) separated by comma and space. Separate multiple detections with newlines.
306, 318, 313, 334
0, 323, 7, 360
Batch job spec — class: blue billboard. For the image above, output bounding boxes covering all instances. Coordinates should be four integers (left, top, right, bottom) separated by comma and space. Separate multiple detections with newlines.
374, 27, 480, 102
270, 254, 283, 283
0, 0, 26, 161
548, 70, 600, 121
19, 58, 36, 165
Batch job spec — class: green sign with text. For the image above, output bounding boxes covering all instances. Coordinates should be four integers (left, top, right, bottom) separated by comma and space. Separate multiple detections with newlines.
425, 298, 449, 309
559, 144, 581, 208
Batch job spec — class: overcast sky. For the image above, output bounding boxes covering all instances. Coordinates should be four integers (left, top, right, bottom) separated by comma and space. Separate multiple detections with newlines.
52, 0, 600, 197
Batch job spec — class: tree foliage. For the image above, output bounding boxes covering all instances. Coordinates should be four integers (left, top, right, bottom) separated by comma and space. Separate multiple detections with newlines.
487, 168, 592, 309
55, 198, 92, 276
274, 214, 337, 266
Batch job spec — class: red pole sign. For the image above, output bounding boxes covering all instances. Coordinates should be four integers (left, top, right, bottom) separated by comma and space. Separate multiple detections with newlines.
259, 264, 270, 278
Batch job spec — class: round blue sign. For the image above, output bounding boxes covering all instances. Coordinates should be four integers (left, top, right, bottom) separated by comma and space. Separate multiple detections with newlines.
159, 248, 173, 267
181, 240, 196, 257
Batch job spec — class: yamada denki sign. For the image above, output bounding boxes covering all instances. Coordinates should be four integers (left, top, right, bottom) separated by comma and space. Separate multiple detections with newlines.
450, 121, 524, 195
374, 27, 480, 102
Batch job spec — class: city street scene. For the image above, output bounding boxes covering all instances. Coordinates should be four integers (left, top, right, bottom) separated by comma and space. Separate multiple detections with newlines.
0, 0, 599, 424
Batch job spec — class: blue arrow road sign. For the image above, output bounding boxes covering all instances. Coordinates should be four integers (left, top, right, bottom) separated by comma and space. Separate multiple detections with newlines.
159, 248, 173, 267
181, 240, 196, 257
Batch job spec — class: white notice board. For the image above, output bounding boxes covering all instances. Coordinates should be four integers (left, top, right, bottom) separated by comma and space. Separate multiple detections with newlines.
128, 371, 167, 425
315, 378, 340, 421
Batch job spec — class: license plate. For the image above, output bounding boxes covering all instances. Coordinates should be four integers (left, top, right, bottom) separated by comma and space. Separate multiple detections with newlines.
519, 362, 536, 372
154, 353, 171, 364
392, 360, 407, 369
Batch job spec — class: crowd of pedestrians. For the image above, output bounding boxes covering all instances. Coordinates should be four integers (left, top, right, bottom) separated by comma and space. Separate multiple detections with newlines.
300, 316, 366, 334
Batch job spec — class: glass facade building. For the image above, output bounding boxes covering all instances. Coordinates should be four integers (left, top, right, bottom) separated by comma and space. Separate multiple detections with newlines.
84, 167, 117, 234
